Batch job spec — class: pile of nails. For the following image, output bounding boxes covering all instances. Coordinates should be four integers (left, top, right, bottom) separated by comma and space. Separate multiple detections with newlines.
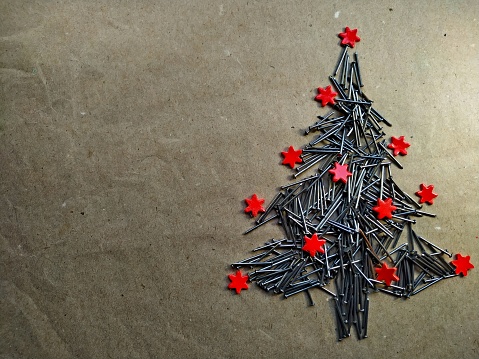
231, 28, 468, 341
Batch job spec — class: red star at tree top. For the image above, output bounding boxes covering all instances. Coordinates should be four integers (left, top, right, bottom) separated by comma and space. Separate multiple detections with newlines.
244, 194, 265, 217
387, 136, 410, 156
372, 197, 397, 220
302, 233, 327, 257
375, 262, 400, 286
338, 27, 361, 48
415, 183, 438, 205
281, 145, 303, 168
328, 162, 353, 184
451, 254, 474, 276
315, 85, 337, 107
228, 270, 249, 294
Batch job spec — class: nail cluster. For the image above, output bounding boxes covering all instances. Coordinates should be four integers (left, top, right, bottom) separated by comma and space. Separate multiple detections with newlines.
228, 28, 473, 341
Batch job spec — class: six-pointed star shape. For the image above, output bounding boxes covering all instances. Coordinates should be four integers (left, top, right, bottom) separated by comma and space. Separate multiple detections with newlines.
372, 198, 397, 219
375, 262, 400, 286
415, 183, 438, 205
451, 254, 474, 276
387, 136, 410, 156
329, 162, 353, 183
302, 233, 327, 257
228, 270, 249, 294
244, 194, 265, 217
281, 145, 303, 168
315, 85, 337, 107
338, 27, 361, 47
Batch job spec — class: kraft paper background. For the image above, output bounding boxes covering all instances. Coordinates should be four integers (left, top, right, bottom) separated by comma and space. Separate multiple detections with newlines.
1, 1, 478, 358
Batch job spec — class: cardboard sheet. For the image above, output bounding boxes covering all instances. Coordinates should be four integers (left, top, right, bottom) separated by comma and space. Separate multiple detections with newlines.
1, 1, 478, 358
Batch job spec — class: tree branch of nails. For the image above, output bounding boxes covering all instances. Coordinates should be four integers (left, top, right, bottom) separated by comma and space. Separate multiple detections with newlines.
227, 27, 474, 341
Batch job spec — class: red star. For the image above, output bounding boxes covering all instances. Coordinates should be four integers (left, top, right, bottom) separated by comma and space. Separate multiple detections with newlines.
302, 233, 326, 257
338, 27, 361, 48
281, 145, 303, 168
244, 194, 265, 217
375, 262, 400, 286
315, 85, 337, 107
387, 136, 410, 156
451, 254, 474, 276
372, 198, 397, 220
228, 270, 249, 294
328, 162, 353, 184
415, 183, 438, 205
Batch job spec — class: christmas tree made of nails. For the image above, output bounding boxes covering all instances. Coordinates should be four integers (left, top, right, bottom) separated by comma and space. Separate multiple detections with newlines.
228, 28, 474, 341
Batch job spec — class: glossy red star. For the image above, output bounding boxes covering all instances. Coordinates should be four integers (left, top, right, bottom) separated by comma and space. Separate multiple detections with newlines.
415, 183, 438, 205
451, 254, 474, 276
328, 162, 353, 184
372, 198, 397, 220
338, 27, 361, 48
375, 262, 400, 286
281, 145, 303, 168
315, 85, 337, 107
302, 233, 327, 257
228, 270, 249, 294
244, 194, 265, 217
387, 136, 410, 156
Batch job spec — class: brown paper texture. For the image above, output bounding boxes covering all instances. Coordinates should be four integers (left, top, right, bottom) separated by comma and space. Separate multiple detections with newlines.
1, 1, 478, 358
